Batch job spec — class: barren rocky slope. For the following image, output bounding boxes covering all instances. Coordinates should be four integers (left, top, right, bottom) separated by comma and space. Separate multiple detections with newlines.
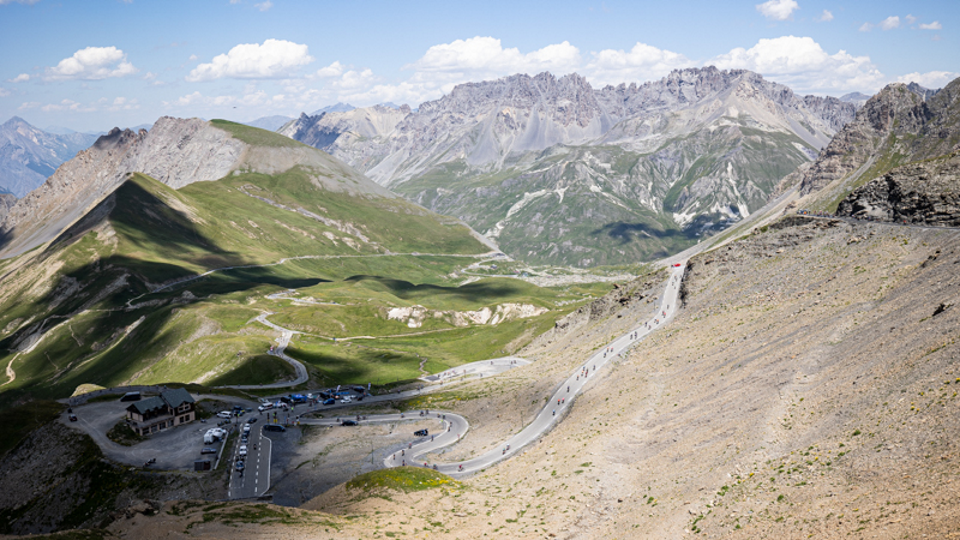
837, 151, 960, 225
282, 68, 857, 266
789, 76, 960, 203
77, 214, 960, 540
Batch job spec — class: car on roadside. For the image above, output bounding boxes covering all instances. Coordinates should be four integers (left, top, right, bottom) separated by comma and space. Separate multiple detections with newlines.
323, 398, 336, 405
201, 448, 217, 455
235, 461, 244, 471
216, 411, 232, 419
341, 420, 358, 426
263, 424, 286, 432
68, 414, 78, 422
239, 445, 248, 456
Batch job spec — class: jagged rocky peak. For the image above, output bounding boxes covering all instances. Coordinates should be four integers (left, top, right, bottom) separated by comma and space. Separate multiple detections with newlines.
798, 77, 959, 196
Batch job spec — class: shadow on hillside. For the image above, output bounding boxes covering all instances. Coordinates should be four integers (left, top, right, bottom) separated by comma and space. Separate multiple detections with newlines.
0, 180, 330, 404
590, 222, 692, 245
285, 345, 422, 388
344, 275, 523, 304
0, 226, 11, 255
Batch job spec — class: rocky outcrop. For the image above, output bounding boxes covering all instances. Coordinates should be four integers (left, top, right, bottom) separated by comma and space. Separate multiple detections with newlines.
798, 77, 960, 196
836, 152, 960, 226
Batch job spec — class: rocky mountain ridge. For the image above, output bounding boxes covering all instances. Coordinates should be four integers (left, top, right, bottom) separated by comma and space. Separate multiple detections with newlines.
280, 67, 857, 266
795, 77, 959, 198
0, 117, 408, 259
836, 151, 960, 225
0, 117, 99, 198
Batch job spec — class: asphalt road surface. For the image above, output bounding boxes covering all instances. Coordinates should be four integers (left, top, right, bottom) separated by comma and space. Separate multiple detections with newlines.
228, 422, 273, 499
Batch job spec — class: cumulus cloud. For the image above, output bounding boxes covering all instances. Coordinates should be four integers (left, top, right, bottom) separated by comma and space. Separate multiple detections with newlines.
584, 42, 693, 86
327, 37, 583, 106
45, 46, 138, 81
10, 73, 29, 82
186, 39, 313, 82
880, 16, 900, 30
709, 35, 885, 93
905, 14, 917, 24
755, 0, 798, 21
314, 61, 345, 78
919, 21, 942, 30
817, 9, 833, 22
859, 22, 873, 32
408, 37, 580, 78
255, 0, 271, 11
897, 71, 959, 89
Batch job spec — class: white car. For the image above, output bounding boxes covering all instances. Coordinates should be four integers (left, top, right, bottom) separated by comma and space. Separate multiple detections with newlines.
243, 424, 251, 433
216, 411, 232, 419
340, 396, 353, 403
258, 403, 273, 412
239, 445, 248, 456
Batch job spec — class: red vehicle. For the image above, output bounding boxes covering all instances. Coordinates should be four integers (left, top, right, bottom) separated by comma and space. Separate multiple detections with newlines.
672, 263, 682, 267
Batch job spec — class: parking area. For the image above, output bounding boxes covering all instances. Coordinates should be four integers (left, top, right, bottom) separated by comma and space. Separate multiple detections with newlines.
61, 394, 258, 471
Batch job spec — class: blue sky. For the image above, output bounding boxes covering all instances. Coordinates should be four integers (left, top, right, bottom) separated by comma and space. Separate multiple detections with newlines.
1, 0, 957, 132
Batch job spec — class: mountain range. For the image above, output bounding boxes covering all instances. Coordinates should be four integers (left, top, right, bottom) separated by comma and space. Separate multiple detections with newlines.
280, 67, 859, 266
0, 117, 99, 199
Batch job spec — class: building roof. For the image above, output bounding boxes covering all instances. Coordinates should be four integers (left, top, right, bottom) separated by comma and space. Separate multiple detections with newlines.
161, 388, 195, 409
127, 396, 166, 416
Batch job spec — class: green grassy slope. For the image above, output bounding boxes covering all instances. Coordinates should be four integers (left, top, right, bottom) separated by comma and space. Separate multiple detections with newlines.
0, 127, 598, 408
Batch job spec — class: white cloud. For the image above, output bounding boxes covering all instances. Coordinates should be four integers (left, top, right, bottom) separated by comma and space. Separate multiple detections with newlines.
880, 16, 900, 30
45, 46, 138, 81
314, 61, 345, 78
186, 39, 313, 82
10, 73, 29, 82
584, 42, 693, 86
408, 37, 580, 78
709, 35, 885, 93
897, 71, 958, 89
18, 101, 40, 110
817, 9, 833, 22
919, 21, 942, 30
0, 0, 41, 4
107, 96, 139, 111
0, 87, 10, 97
189, 54, 198, 61
859, 22, 873, 32
905, 14, 917, 24
40, 99, 94, 112
255, 0, 271, 11
755, 0, 798, 21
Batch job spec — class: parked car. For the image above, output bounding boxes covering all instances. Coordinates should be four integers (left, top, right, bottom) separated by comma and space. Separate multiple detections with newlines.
201, 448, 217, 455
341, 420, 358, 426
216, 411, 232, 419
263, 424, 286, 432
69, 414, 78, 422
235, 461, 245, 471
239, 445, 248, 456
323, 398, 336, 405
